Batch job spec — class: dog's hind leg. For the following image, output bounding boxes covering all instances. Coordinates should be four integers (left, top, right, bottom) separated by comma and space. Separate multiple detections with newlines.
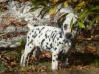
20, 40, 35, 66
32, 47, 42, 65
33, 47, 41, 60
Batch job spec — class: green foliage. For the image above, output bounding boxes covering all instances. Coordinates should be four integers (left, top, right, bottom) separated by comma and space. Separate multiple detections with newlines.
78, 21, 85, 28
17, 39, 23, 46
0, 61, 6, 73
79, 9, 88, 20
0, 9, 2, 13
26, 0, 99, 29
21, 49, 24, 54
70, 18, 73, 28
94, 59, 99, 68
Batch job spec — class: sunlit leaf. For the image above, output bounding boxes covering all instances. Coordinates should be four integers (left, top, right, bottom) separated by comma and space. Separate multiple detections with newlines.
49, 6, 57, 15
78, 21, 85, 28
58, 13, 68, 23
54, 0, 58, 3
49, 0, 58, 3
64, 1, 68, 8
77, 1, 86, 7
59, 15, 65, 23
75, 1, 87, 11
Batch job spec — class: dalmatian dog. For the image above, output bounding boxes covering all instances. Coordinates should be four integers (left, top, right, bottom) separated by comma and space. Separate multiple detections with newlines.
20, 13, 78, 70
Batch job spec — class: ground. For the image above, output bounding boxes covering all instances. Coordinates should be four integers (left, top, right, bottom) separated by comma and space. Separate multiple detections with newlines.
1, 46, 99, 74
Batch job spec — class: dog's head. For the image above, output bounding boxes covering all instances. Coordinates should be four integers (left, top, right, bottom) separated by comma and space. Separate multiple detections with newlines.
58, 13, 78, 39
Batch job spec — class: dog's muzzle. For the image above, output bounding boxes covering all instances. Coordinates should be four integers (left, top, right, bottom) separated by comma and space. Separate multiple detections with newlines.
65, 33, 72, 39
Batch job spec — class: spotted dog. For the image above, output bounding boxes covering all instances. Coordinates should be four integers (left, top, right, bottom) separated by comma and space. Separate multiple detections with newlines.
20, 13, 78, 70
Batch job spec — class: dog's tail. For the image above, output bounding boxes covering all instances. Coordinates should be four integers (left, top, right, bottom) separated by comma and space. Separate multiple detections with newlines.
27, 23, 34, 30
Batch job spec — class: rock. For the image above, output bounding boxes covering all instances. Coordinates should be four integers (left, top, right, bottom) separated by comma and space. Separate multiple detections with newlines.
5, 25, 16, 33
0, 0, 7, 2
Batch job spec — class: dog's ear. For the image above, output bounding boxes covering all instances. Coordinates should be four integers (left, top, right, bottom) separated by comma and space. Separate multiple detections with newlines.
58, 13, 68, 28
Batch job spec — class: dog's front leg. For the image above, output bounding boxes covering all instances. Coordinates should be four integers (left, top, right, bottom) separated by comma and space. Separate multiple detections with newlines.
52, 51, 59, 70
60, 54, 69, 68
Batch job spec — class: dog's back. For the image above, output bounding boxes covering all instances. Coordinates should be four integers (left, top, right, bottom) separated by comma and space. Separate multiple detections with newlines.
27, 26, 63, 51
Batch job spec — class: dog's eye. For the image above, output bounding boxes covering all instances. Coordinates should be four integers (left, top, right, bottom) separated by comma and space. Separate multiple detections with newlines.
64, 24, 67, 29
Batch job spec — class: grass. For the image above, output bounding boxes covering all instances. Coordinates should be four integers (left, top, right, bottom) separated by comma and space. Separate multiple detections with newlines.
0, 60, 6, 73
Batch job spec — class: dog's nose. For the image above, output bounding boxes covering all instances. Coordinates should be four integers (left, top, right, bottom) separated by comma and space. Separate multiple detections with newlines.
65, 33, 72, 39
